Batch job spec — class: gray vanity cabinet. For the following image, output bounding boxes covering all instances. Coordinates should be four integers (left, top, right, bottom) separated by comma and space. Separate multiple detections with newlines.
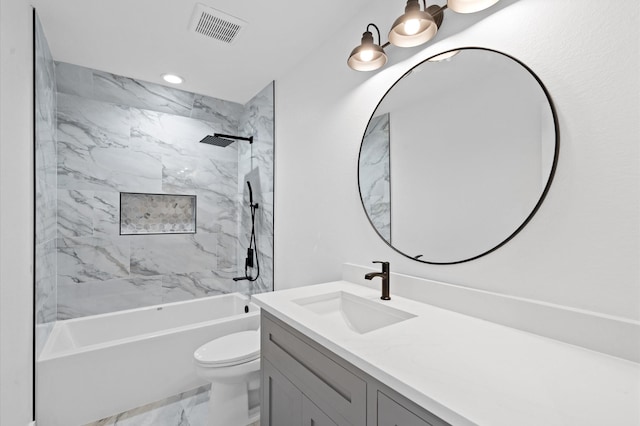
262, 359, 303, 426
262, 358, 339, 426
377, 392, 430, 426
303, 396, 339, 426
261, 313, 366, 426
261, 311, 450, 426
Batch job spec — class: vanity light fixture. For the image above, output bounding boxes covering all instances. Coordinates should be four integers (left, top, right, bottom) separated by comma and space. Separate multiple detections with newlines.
388, 0, 443, 48
347, 23, 388, 72
162, 73, 184, 84
347, 0, 500, 71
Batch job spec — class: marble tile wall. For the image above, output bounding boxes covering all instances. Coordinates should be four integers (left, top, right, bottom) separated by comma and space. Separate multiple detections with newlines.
54, 63, 275, 319
237, 82, 275, 294
360, 113, 391, 242
55, 62, 244, 126
34, 13, 58, 357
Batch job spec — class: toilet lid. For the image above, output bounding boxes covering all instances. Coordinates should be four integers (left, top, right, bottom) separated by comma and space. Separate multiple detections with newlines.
194, 330, 260, 367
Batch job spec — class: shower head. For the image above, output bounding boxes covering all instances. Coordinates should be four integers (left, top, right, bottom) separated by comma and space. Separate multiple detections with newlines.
200, 133, 253, 147
199, 135, 234, 147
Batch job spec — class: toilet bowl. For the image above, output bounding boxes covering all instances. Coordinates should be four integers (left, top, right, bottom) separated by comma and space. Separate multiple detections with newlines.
194, 330, 261, 426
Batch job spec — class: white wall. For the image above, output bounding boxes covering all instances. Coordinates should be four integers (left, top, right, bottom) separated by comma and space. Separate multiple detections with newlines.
274, 0, 639, 322
0, 0, 34, 424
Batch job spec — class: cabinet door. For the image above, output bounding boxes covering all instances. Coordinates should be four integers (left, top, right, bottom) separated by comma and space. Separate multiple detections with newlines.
303, 395, 339, 426
377, 392, 430, 426
262, 359, 302, 426
262, 315, 366, 426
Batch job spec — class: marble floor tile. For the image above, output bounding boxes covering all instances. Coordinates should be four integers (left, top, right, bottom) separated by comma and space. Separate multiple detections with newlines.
85, 385, 210, 426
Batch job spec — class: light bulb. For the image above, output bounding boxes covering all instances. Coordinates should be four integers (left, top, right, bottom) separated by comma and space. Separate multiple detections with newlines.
360, 49, 374, 62
403, 19, 420, 35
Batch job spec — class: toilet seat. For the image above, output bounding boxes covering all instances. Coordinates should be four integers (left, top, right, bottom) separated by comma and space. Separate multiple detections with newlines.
194, 330, 260, 367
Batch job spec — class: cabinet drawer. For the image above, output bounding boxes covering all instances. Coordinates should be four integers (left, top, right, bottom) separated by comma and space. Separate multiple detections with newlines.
377, 392, 431, 426
262, 314, 366, 426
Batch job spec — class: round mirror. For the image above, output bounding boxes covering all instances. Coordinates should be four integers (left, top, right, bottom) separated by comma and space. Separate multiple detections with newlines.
358, 48, 558, 264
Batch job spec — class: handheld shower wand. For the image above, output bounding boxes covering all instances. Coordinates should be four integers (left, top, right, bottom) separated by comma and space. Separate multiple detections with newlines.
247, 181, 254, 207
233, 181, 260, 282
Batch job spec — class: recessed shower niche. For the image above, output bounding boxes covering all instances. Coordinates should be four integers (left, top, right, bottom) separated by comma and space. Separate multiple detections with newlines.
120, 192, 197, 235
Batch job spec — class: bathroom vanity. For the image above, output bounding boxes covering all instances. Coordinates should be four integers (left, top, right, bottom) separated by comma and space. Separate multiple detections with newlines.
253, 281, 639, 426
261, 310, 448, 426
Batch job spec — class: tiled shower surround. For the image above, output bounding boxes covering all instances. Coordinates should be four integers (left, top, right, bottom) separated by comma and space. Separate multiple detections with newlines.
34, 14, 58, 357
34, 18, 274, 425
359, 113, 391, 242
238, 83, 275, 295
52, 61, 274, 319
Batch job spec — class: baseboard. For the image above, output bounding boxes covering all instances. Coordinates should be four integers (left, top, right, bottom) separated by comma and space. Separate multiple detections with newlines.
343, 263, 640, 363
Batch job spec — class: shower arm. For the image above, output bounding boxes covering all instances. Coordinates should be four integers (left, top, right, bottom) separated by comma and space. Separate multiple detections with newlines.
215, 133, 253, 144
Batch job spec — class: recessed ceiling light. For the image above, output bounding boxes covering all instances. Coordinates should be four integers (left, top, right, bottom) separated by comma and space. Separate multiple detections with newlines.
162, 73, 184, 84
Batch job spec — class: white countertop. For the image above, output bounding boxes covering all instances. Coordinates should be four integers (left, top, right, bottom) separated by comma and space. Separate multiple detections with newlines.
252, 281, 640, 426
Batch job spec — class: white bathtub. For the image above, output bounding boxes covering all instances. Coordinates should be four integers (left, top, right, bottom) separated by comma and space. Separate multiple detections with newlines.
36, 293, 260, 426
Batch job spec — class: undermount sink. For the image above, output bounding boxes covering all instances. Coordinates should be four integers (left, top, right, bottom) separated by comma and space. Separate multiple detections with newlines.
293, 291, 416, 334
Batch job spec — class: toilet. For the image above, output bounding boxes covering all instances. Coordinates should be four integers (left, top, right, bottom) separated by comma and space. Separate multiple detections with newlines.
194, 329, 261, 426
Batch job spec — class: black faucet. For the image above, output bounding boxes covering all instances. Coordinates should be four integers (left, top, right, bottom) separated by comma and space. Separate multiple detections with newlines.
364, 261, 390, 300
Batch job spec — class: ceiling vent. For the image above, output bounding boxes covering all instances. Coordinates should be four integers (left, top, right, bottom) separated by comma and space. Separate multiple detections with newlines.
189, 4, 247, 45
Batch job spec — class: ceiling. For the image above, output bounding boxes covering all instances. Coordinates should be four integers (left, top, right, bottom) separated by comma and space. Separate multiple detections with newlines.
31, 0, 369, 104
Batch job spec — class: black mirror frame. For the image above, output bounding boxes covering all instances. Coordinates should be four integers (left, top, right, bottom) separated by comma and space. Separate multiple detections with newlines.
357, 47, 560, 265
